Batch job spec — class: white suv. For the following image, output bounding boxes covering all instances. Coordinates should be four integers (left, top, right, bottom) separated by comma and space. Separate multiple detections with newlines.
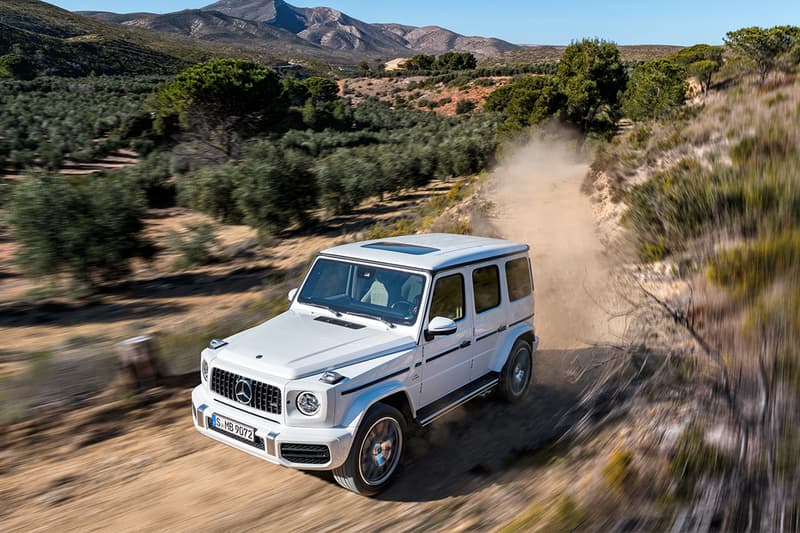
191, 233, 537, 495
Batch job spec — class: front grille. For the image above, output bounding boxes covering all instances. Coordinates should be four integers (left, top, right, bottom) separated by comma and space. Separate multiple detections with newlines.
208, 418, 265, 450
280, 443, 331, 465
211, 368, 282, 415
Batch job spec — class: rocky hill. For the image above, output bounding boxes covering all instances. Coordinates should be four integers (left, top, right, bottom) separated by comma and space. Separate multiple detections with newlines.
0, 0, 304, 76
83, 0, 521, 57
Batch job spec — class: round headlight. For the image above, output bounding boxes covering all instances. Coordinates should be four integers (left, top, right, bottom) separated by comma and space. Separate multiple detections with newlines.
201, 359, 209, 382
296, 392, 320, 416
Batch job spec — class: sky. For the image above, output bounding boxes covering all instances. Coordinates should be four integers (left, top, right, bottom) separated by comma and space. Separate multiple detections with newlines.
50, 0, 800, 46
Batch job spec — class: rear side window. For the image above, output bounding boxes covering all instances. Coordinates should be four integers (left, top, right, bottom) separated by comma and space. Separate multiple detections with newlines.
506, 258, 532, 301
472, 265, 501, 313
429, 274, 465, 322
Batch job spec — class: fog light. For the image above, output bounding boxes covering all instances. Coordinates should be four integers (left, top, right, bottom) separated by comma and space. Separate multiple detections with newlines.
296, 392, 320, 416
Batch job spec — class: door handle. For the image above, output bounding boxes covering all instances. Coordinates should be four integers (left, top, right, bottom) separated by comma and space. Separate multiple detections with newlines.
459, 340, 471, 349
497, 325, 507, 333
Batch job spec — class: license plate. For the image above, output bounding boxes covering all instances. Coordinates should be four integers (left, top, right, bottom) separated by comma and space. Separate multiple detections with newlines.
212, 413, 255, 442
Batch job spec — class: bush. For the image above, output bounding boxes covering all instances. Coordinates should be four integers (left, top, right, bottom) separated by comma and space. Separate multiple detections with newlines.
169, 223, 219, 269
708, 232, 800, 297
10, 174, 149, 287
123, 152, 175, 208
670, 422, 732, 497
455, 99, 476, 114
234, 143, 318, 233
177, 161, 243, 224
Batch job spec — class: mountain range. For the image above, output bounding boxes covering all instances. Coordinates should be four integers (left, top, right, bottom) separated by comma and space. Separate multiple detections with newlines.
81, 0, 521, 58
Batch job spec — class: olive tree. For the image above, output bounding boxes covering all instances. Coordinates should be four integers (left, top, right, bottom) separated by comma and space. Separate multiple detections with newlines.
10, 174, 149, 287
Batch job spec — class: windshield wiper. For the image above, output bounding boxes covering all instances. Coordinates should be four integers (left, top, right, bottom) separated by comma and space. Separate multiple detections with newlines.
344, 311, 396, 329
303, 301, 342, 317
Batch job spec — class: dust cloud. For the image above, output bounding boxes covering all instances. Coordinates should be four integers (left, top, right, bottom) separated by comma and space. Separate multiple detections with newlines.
490, 138, 622, 350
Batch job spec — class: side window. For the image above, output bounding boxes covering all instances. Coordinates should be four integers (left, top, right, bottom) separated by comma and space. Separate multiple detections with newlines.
472, 265, 501, 313
505, 257, 533, 301
428, 274, 465, 322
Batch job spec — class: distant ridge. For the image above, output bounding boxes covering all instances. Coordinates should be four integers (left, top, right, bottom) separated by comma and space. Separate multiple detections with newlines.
83, 0, 521, 57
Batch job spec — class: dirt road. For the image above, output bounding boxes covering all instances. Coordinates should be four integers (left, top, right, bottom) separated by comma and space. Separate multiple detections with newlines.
2, 142, 618, 532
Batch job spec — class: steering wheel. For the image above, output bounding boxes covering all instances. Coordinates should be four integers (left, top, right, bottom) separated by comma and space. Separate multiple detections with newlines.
390, 300, 414, 315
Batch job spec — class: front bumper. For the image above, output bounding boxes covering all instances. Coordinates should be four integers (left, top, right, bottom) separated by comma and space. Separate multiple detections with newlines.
191, 385, 354, 470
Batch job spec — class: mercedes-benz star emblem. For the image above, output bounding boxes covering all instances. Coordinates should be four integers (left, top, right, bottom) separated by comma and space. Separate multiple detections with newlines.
235, 378, 253, 405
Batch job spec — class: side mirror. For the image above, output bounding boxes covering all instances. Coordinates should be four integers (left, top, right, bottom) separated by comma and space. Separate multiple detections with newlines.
287, 288, 298, 303
425, 316, 457, 341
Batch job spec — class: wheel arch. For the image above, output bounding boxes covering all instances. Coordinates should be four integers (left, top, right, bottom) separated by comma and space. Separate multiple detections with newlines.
340, 381, 415, 430
491, 324, 536, 373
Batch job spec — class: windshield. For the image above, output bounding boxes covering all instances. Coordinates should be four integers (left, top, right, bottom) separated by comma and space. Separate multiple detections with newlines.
298, 258, 427, 326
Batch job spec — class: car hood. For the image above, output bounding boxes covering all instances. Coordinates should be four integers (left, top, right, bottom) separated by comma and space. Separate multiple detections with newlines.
212, 310, 416, 380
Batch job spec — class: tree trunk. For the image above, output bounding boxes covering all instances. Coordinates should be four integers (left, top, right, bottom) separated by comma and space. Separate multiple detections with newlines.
116, 335, 162, 391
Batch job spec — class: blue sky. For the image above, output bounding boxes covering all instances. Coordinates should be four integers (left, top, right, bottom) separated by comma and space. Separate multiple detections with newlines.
51, 0, 800, 45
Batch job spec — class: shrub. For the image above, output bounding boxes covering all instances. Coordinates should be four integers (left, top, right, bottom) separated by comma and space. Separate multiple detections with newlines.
169, 223, 219, 269
455, 99, 476, 114
10, 173, 149, 287
670, 422, 732, 497
177, 161, 243, 224
707, 232, 800, 297
603, 449, 634, 493
234, 143, 318, 233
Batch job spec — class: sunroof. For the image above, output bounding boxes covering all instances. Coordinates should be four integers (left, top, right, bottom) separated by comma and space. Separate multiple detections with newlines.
362, 242, 439, 255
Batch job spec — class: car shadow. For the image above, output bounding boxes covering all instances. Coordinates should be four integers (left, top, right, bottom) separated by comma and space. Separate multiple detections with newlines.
310, 347, 619, 502
0, 299, 188, 328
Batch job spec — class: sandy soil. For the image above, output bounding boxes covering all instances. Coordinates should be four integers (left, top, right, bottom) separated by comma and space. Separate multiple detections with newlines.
0, 183, 451, 360
1, 141, 621, 532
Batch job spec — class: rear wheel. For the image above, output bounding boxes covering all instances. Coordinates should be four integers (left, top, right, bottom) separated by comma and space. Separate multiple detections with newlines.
498, 339, 533, 403
333, 403, 405, 496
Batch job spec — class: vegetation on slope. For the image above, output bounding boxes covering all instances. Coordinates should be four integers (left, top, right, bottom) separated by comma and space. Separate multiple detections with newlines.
587, 23, 800, 529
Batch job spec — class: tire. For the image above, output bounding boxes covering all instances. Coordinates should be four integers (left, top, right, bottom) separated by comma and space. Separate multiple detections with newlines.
333, 403, 406, 496
498, 338, 533, 403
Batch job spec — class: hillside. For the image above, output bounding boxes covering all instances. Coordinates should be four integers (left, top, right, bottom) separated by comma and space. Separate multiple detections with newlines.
0, 0, 304, 76
82, 0, 521, 58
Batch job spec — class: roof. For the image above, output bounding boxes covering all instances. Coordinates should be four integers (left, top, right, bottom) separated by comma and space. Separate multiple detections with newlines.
320, 233, 529, 272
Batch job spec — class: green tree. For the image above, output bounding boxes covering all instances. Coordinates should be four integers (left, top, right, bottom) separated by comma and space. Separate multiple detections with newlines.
556, 38, 627, 134
0, 54, 37, 80
10, 174, 148, 287
303, 76, 340, 104
622, 59, 687, 120
153, 59, 286, 157
402, 54, 436, 71
434, 52, 477, 71
281, 77, 310, 106
725, 26, 800, 85
672, 44, 724, 95
357, 60, 370, 76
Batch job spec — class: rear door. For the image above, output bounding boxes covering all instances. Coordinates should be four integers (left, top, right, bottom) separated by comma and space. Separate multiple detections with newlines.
470, 263, 507, 380
419, 271, 474, 406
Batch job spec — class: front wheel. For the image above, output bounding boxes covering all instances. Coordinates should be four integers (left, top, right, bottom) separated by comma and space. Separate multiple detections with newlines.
333, 403, 406, 496
498, 339, 533, 403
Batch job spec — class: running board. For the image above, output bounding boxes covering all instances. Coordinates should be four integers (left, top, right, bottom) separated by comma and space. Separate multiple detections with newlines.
416, 372, 500, 426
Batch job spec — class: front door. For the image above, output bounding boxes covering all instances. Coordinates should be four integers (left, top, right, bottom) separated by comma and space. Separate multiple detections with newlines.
419, 271, 474, 406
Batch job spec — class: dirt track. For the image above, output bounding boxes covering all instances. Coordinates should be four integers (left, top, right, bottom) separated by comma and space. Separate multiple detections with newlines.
1, 142, 618, 532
